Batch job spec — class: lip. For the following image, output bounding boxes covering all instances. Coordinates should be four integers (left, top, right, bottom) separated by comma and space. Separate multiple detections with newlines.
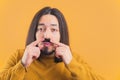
43, 42, 52, 47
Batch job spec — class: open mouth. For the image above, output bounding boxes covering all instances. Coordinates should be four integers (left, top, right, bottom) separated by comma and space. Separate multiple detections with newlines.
42, 39, 53, 47
43, 42, 52, 47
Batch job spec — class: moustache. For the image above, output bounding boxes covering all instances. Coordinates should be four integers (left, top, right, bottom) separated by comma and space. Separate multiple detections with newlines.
42, 38, 51, 43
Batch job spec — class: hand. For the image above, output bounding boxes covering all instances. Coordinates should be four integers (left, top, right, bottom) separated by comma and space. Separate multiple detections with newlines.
21, 40, 43, 67
51, 40, 72, 65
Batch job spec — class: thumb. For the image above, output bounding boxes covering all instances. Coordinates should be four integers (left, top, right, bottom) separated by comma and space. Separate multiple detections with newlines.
38, 42, 44, 50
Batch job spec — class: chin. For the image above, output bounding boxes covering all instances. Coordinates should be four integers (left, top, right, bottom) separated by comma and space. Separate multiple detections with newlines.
40, 47, 55, 55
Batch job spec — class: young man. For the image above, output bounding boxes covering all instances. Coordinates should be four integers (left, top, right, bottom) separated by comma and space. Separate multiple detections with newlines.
0, 7, 104, 80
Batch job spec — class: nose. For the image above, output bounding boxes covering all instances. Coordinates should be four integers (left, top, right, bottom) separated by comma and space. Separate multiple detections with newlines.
44, 29, 52, 39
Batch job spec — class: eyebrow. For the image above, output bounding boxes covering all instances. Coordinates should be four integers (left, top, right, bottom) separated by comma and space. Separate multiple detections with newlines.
38, 23, 45, 26
38, 23, 58, 26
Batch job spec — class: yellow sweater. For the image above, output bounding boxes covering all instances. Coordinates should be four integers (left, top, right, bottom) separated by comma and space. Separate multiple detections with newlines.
0, 49, 104, 80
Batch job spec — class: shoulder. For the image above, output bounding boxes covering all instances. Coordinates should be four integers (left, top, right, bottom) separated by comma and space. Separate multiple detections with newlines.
3, 49, 25, 67
10, 49, 25, 62
72, 52, 81, 60
72, 52, 86, 63
16, 49, 25, 58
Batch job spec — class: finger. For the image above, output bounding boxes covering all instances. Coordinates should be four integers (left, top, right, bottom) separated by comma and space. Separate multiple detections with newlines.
31, 47, 40, 58
55, 54, 60, 58
51, 39, 66, 47
30, 39, 42, 46
55, 52, 62, 58
32, 56, 38, 60
55, 48, 64, 57
38, 43, 44, 49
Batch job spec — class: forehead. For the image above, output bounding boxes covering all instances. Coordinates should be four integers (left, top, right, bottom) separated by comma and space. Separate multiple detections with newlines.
39, 14, 59, 25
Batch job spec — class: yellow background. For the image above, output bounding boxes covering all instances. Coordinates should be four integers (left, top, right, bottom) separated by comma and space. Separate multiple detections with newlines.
0, 0, 120, 80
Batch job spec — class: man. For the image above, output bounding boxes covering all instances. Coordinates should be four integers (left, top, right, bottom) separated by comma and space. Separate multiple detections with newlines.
0, 7, 104, 80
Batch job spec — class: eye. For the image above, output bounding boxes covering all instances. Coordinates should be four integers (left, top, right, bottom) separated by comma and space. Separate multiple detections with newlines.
37, 28, 44, 32
51, 28, 58, 32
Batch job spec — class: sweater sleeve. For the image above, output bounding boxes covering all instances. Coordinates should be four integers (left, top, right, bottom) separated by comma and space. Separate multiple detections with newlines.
0, 49, 26, 80
66, 53, 105, 80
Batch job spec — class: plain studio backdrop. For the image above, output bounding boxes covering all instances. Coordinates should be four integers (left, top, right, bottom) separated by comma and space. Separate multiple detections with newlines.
0, 0, 120, 80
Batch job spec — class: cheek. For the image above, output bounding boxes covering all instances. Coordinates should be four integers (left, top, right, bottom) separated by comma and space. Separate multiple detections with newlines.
52, 33, 60, 42
36, 32, 43, 40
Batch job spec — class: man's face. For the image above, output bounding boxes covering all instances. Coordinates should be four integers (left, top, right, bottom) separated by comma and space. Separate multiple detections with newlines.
36, 14, 60, 55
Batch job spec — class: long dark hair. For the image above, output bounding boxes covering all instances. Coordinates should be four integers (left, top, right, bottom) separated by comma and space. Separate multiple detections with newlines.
26, 7, 69, 46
